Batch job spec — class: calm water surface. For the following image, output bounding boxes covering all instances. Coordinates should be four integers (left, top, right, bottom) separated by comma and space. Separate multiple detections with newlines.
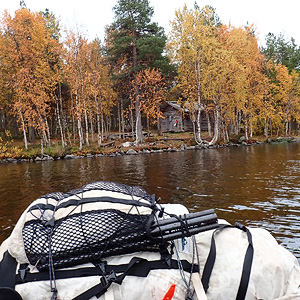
1, 142, 300, 258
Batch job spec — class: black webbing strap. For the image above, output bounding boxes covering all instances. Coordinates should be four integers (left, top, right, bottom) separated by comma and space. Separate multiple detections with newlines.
72, 257, 143, 300
235, 223, 254, 300
28, 196, 153, 214
0, 251, 23, 300
201, 230, 217, 292
15, 258, 198, 284
201, 223, 254, 300
72, 256, 199, 300
0, 251, 18, 289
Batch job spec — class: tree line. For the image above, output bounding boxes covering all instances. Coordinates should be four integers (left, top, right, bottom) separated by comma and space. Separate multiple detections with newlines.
1, 1, 300, 150
168, 4, 300, 145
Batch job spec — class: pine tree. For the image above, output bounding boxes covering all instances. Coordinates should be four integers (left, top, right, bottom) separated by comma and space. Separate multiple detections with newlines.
262, 33, 300, 73
106, 0, 171, 144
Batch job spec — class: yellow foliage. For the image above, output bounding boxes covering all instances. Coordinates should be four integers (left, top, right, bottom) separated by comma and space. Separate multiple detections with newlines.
130, 68, 165, 125
0, 8, 62, 144
167, 3, 300, 140
0, 131, 23, 159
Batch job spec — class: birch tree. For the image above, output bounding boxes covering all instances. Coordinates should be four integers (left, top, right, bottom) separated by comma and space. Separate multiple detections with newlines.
0, 8, 62, 149
167, 4, 221, 144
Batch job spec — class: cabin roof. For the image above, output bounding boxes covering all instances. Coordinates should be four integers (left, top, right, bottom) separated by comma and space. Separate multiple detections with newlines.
164, 101, 189, 112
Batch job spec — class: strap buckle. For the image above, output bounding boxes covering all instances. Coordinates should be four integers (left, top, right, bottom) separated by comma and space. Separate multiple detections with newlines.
96, 261, 107, 275
18, 264, 29, 282
100, 270, 117, 289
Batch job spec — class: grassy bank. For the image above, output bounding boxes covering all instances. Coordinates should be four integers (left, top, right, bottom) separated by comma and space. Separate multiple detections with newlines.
0, 132, 297, 162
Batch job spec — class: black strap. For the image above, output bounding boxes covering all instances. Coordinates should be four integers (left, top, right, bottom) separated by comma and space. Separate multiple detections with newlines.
201, 231, 217, 292
72, 257, 143, 300
235, 223, 254, 300
201, 223, 254, 300
0, 251, 23, 300
72, 256, 199, 300
0, 251, 18, 289
29, 196, 152, 214
16, 258, 198, 284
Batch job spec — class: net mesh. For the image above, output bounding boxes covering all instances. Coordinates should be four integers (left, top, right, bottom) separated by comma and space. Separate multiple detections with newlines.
22, 182, 160, 271
65, 181, 152, 201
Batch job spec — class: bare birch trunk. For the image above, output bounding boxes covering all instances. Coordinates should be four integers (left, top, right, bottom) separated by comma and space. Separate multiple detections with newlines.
80, 72, 89, 147
264, 118, 268, 138
192, 120, 196, 140
15, 82, 28, 149
208, 107, 219, 145
133, 40, 143, 145
207, 111, 212, 138
130, 99, 134, 139
245, 119, 249, 141
36, 106, 48, 146
96, 100, 101, 147
121, 99, 125, 137
135, 99, 143, 144
18, 104, 28, 150
75, 66, 84, 150
55, 96, 65, 147
39, 79, 51, 146
89, 98, 94, 143
194, 53, 203, 144
94, 91, 101, 147
41, 139, 44, 155
100, 96, 104, 141
286, 94, 291, 136
250, 115, 253, 138
70, 85, 76, 144
59, 83, 71, 146
118, 101, 122, 139
77, 119, 83, 151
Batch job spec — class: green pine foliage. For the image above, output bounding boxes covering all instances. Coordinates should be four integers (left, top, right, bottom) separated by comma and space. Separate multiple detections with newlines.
105, 0, 173, 76
262, 33, 300, 73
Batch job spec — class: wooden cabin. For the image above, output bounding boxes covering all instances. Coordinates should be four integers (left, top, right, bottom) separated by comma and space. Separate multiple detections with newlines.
158, 101, 210, 133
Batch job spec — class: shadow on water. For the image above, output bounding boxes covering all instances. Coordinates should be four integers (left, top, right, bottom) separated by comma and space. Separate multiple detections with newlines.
1, 142, 300, 258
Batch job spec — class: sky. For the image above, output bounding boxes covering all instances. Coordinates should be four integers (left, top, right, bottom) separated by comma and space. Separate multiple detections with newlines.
0, 0, 299, 47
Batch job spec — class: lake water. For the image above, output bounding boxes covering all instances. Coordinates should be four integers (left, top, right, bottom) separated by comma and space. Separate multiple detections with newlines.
1, 142, 300, 259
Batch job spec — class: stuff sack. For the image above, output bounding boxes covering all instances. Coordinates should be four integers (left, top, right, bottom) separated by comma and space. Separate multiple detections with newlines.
12, 181, 162, 271
10, 181, 216, 272
195, 221, 300, 300
0, 186, 205, 300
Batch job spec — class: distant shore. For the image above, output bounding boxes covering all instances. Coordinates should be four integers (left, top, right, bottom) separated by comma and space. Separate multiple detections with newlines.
0, 135, 298, 164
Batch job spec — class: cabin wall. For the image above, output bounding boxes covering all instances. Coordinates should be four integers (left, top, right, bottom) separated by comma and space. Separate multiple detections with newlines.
159, 106, 184, 133
159, 102, 214, 133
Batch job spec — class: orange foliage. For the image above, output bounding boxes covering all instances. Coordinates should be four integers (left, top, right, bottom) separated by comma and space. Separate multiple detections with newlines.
0, 8, 62, 146
130, 69, 165, 125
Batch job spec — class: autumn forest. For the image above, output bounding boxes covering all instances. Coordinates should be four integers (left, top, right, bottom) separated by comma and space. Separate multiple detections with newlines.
1, 0, 300, 153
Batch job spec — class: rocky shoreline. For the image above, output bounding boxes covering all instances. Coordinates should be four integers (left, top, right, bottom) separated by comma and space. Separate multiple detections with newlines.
0, 136, 298, 164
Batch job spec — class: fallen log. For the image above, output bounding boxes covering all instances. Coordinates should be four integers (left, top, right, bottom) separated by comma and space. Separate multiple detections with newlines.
100, 141, 115, 147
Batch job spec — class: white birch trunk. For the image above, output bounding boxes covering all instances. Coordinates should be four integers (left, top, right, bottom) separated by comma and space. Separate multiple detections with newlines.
18, 105, 28, 150
55, 95, 65, 148
208, 107, 219, 145
194, 54, 203, 144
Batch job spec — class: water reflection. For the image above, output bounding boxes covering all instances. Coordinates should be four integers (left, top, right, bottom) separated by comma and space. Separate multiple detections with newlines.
1, 142, 300, 259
